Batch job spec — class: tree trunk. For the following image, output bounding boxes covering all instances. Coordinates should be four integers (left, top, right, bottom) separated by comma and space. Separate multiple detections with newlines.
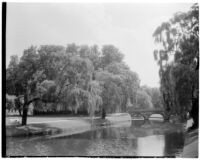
189, 98, 199, 130
22, 93, 28, 126
18, 109, 21, 116
189, 82, 199, 130
101, 108, 106, 119
22, 104, 28, 125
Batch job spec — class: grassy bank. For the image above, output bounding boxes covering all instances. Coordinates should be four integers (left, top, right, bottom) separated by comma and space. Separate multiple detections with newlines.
6, 119, 91, 137
6, 113, 131, 137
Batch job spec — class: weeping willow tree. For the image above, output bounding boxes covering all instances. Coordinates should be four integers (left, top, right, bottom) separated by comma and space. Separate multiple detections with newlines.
153, 3, 199, 124
6, 43, 141, 124
95, 70, 123, 117
87, 80, 103, 116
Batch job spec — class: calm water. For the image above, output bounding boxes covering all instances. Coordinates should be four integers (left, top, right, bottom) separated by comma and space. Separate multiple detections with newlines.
6, 119, 185, 157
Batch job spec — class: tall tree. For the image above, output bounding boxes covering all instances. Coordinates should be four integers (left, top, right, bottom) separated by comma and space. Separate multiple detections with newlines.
6, 46, 52, 125
153, 3, 199, 124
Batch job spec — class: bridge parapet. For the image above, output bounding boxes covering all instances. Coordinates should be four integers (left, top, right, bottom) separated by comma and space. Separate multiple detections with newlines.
127, 107, 164, 113
127, 108, 170, 121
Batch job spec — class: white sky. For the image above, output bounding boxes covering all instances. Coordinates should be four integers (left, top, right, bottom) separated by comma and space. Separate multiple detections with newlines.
6, 3, 193, 87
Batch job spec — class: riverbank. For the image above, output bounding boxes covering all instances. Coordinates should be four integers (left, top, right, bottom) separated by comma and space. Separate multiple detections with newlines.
8, 114, 196, 157
6, 119, 91, 137
6, 118, 185, 157
6, 113, 131, 137
182, 128, 198, 158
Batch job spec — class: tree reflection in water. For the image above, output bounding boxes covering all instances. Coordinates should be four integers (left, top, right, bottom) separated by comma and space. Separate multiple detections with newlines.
6, 120, 185, 157
164, 132, 184, 156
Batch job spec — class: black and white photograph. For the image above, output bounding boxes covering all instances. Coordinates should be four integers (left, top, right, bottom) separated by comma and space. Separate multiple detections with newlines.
3, 1, 199, 158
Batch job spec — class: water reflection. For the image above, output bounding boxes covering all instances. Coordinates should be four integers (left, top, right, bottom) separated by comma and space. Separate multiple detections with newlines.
149, 114, 164, 121
164, 132, 184, 156
137, 135, 165, 156
6, 120, 185, 157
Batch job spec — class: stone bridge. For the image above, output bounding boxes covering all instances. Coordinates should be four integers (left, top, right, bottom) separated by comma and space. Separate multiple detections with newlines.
127, 108, 171, 121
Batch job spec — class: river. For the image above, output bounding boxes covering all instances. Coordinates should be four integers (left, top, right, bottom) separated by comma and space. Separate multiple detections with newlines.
6, 118, 185, 157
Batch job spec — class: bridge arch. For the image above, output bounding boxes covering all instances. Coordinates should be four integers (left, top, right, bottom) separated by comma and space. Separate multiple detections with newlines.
131, 112, 145, 120
128, 109, 171, 121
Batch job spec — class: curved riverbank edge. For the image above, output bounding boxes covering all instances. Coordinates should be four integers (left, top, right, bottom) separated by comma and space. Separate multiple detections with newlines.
182, 129, 198, 158
6, 113, 132, 137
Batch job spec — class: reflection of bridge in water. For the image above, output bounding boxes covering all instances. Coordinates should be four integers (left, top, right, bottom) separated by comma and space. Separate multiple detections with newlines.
127, 108, 171, 121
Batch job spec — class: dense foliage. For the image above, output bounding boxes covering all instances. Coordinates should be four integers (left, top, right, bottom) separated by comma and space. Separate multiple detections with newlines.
6, 44, 163, 125
141, 86, 164, 109
153, 4, 199, 124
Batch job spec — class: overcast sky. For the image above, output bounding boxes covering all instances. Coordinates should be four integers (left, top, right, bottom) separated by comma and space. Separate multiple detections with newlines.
6, 3, 193, 87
